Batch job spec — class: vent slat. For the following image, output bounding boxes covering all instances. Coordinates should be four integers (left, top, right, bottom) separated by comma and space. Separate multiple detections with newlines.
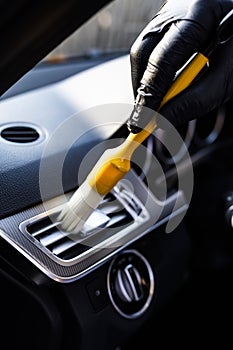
4, 137, 37, 141
27, 216, 56, 235
52, 238, 79, 256
40, 229, 65, 246
3, 131, 38, 135
32, 222, 59, 237
57, 242, 90, 260
81, 210, 110, 235
98, 202, 123, 214
106, 213, 129, 227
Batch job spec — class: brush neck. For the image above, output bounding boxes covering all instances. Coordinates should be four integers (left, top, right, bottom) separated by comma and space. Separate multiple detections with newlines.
122, 118, 157, 159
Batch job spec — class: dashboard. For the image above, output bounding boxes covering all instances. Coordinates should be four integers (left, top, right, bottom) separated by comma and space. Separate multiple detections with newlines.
1, 54, 233, 349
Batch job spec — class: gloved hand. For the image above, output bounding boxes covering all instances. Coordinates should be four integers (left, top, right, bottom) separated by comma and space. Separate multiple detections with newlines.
127, 0, 233, 133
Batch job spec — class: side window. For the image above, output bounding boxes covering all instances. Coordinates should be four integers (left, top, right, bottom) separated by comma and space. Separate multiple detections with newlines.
45, 0, 165, 61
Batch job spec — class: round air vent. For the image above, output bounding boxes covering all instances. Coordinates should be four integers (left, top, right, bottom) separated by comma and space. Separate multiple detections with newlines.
107, 249, 154, 319
0, 125, 41, 143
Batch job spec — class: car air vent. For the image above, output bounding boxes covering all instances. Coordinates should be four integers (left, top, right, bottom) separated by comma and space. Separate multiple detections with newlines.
0, 125, 40, 143
19, 182, 146, 262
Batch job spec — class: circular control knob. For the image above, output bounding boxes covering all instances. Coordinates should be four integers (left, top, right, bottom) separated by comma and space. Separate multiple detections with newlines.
107, 249, 155, 318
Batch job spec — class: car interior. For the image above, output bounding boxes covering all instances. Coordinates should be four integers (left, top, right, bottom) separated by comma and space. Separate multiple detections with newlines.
1, 1, 233, 349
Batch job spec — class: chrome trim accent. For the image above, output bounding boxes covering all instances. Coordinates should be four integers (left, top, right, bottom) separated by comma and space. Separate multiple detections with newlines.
124, 264, 142, 301
0, 205, 188, 283
116, 269, 132, 303
107, 249, 154, 319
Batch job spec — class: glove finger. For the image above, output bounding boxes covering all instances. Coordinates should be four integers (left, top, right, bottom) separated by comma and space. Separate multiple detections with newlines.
128, 20, 213, 133
144, 0, 190, 34
159, 41, 233, 127
141, 18, 216, 106
129, 0, 191, 102
130, 0, 198, 100
128, 0, 233, 134
149, 0, 233, 34
141, 0, 233, 102
130, 32, 163, 98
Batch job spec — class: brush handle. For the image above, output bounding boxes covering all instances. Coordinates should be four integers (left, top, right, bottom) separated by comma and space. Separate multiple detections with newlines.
126, 52, 209, 151
88, 52, 208, 196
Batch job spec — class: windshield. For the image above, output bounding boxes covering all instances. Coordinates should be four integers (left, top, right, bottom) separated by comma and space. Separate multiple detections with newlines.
45, 0, 165, 61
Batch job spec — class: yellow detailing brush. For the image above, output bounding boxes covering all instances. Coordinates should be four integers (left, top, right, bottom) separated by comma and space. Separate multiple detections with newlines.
58, 51, 208, 234
58, 10, 233, 234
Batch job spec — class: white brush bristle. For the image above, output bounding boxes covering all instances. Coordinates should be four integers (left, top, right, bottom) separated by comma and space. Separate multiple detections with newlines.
58, 182, 103, 234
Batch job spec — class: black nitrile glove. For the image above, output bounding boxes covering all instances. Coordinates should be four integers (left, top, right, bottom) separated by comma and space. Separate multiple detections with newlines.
127, 0, 233, 133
